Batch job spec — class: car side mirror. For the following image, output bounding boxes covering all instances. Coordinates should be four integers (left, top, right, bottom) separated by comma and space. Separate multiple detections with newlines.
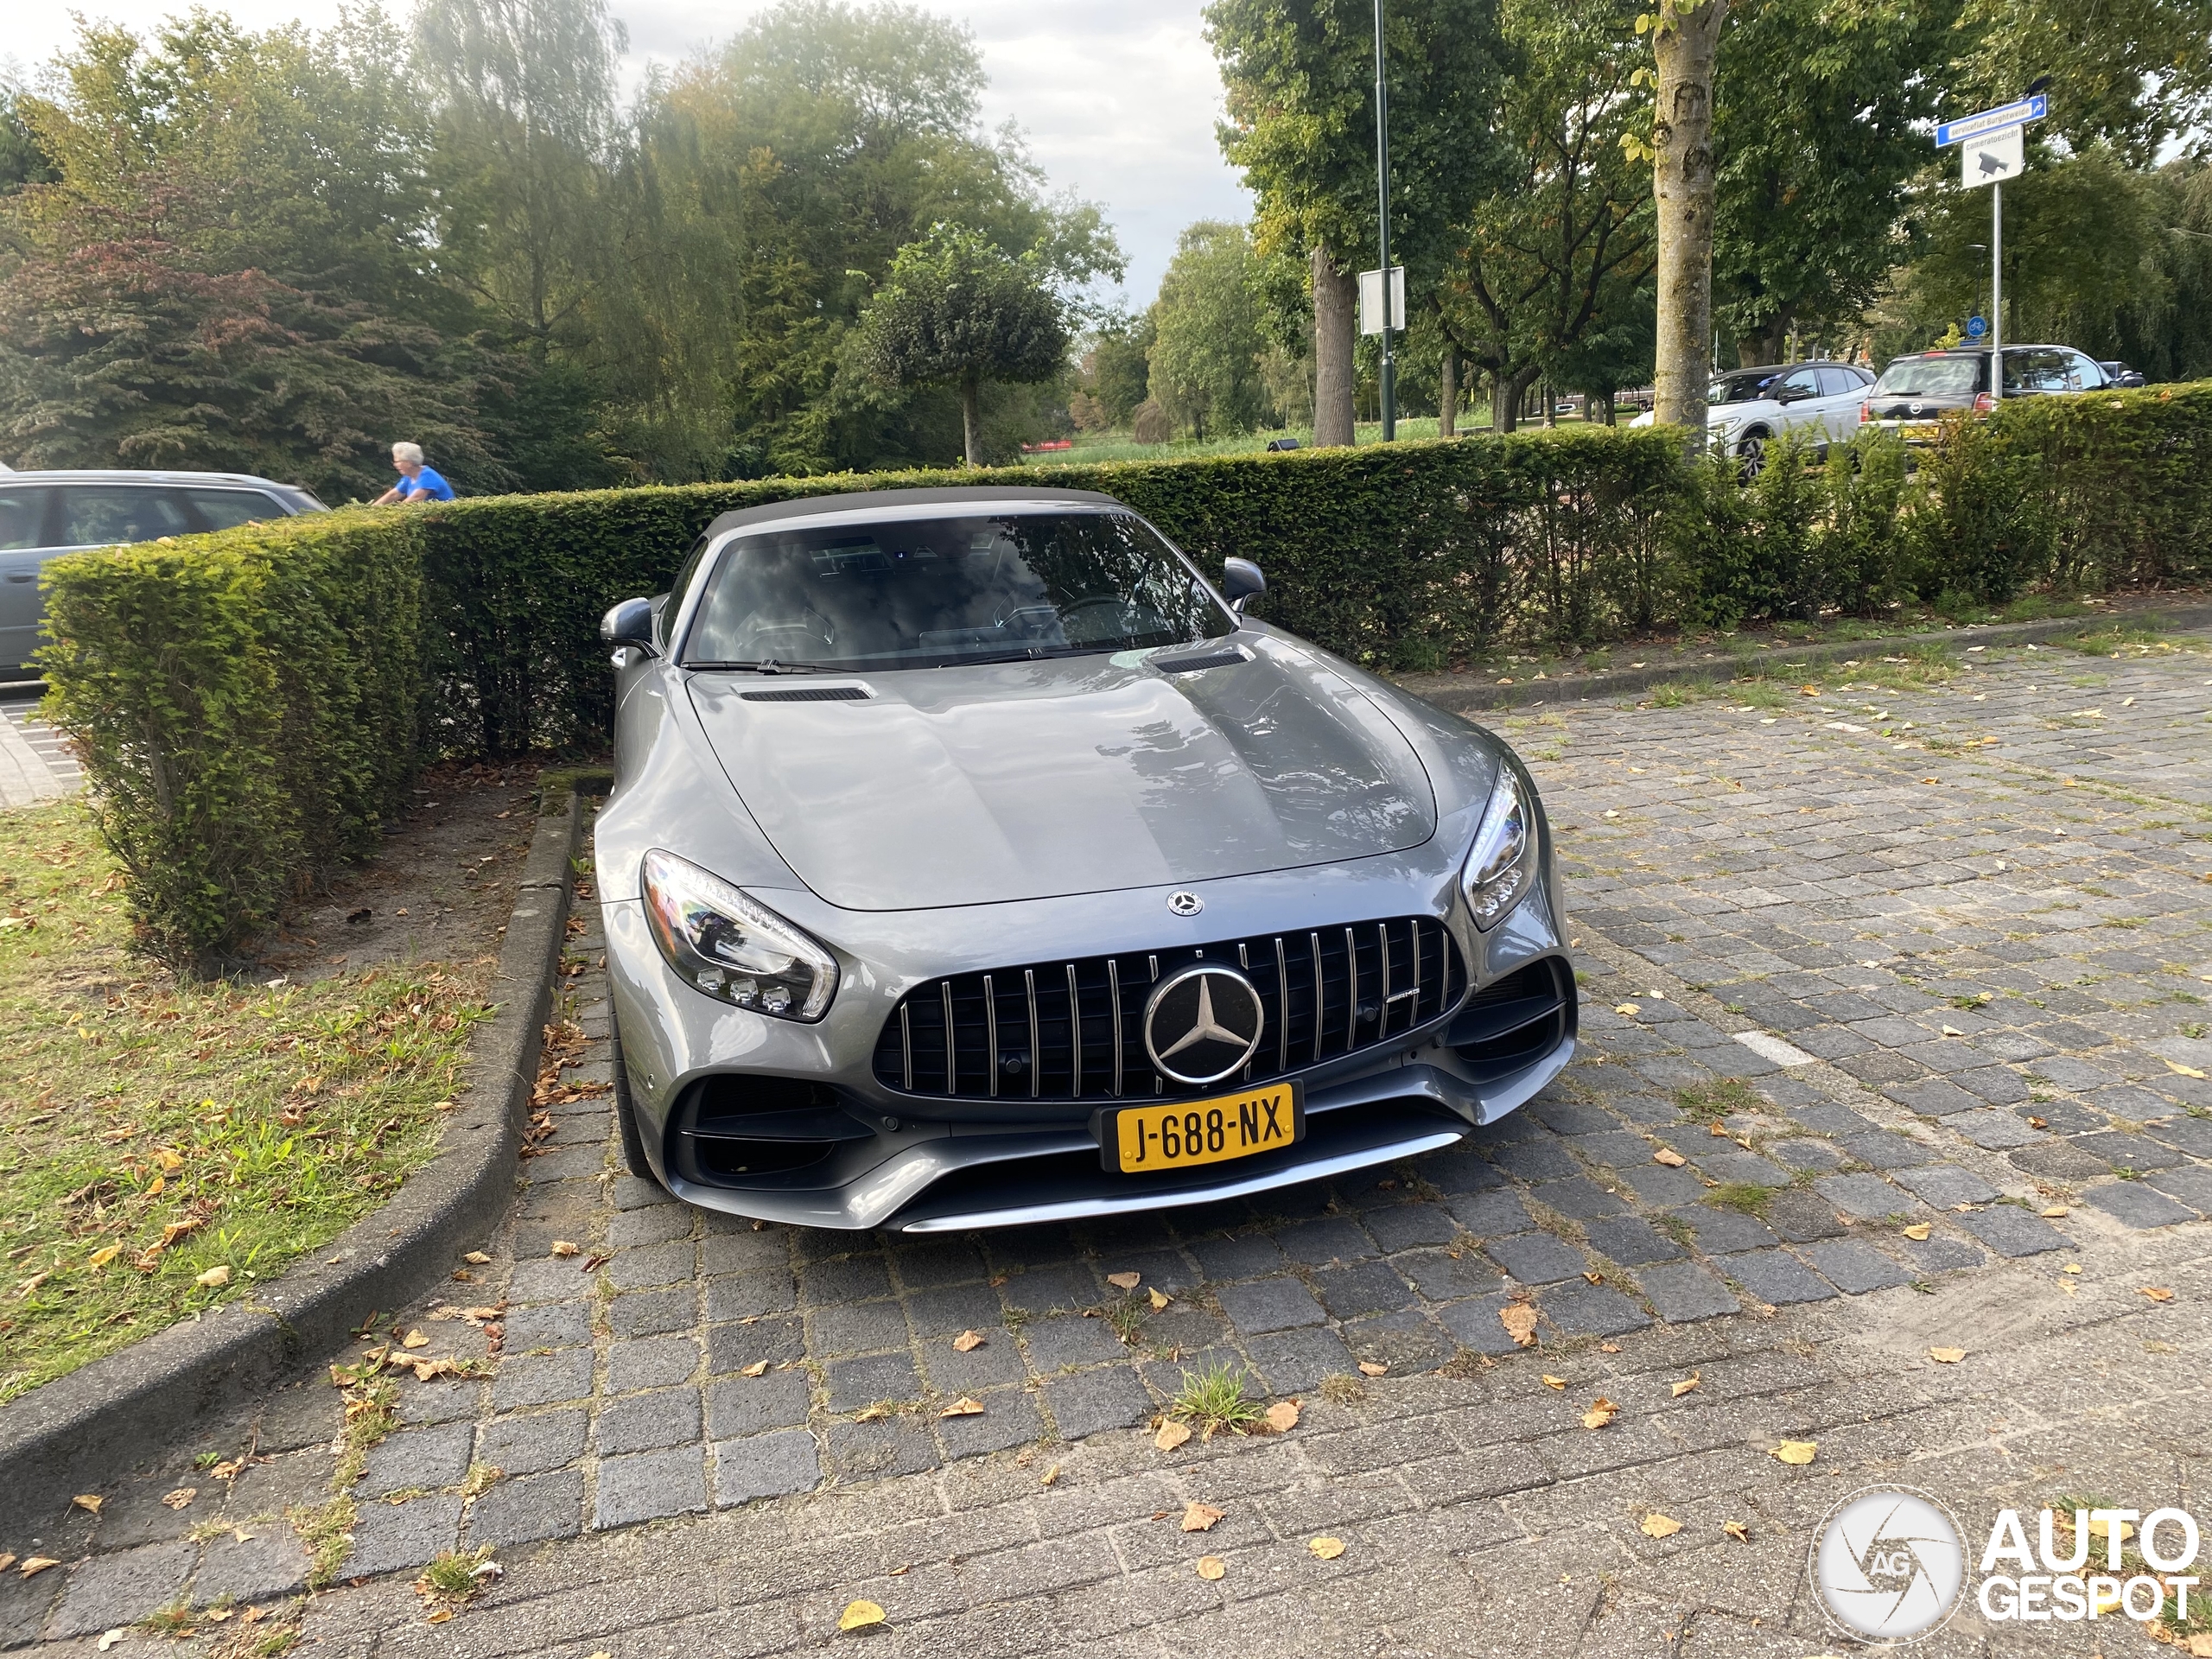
1221, 558, 1266, 612
601, 596, 658, 661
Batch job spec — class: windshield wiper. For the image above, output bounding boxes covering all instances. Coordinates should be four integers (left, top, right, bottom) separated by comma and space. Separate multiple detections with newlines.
683, 659, 826, 675
944, 646, 1116, 666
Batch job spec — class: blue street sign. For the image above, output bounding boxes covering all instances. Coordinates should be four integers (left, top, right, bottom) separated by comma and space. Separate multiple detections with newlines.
1966, 315, 1987, 339
1936, 94, 2047, 148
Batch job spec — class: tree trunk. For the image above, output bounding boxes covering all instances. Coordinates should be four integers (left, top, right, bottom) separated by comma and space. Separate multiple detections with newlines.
1439, 345, 1458, 438
1542, 378, 1557, 429
1311, 246, 1357, 447
1496, 365, 1539, 433
1652, 0, 1728, 435
960, 373, 982, 467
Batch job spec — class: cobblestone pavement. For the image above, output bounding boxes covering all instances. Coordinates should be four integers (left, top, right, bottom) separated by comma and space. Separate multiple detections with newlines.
3, 632, 2209, 1654
0, 691, 73, 808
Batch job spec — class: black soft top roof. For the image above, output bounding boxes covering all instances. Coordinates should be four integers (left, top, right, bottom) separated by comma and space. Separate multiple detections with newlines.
702, 486, 1124, 540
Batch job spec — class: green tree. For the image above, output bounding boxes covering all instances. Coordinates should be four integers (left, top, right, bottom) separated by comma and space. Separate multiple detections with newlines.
1084, 313, 1154, 425
853, 224, 1071, 464
1147, 222, 1268, 439
1207, 0, 1507, 445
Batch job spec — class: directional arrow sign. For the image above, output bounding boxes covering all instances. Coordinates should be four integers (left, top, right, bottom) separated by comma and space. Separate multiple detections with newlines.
1936, 94, 2046, 148
1962, 124, 2024, 188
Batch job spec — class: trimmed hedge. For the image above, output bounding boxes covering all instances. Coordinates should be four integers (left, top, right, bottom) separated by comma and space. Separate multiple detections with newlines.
38, 382, 2212, 963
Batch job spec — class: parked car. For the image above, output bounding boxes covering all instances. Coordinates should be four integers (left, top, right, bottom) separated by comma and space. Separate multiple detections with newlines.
1630, 362, 1874, 476
2098, 360, 2145, 389
1861, 346, 2114, 443
593, 485, 1577, 1231
0, 470, 325, 673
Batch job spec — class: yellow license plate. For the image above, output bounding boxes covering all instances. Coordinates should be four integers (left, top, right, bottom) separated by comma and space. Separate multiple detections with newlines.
1098, 1083, 1303, 1174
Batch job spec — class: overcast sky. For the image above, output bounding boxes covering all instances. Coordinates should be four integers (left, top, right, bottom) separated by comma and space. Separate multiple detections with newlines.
5, 0, 1253, 304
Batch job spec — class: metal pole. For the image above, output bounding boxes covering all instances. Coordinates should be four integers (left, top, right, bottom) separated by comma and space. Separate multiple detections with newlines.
1373, 0, 1395, 442
1991, 180, 2002, 401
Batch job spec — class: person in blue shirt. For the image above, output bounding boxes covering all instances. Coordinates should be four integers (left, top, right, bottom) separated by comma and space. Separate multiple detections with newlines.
373, 442, 456, 504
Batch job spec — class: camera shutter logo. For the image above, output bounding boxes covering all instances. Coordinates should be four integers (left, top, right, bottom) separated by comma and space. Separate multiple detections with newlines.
1811, 1487, 1967, 1643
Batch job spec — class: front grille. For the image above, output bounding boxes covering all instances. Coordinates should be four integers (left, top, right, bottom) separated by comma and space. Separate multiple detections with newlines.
871, 917, 1465, 1103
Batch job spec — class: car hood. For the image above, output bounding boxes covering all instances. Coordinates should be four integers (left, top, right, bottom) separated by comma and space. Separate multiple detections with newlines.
684, 639, 1439, 911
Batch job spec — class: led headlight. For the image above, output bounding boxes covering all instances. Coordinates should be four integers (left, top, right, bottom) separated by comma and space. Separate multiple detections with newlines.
640, 849, 838, 1020
1460, 766, 1532, 930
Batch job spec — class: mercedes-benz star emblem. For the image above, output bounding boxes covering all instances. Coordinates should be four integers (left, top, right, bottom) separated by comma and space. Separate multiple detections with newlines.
1142, 964, 1266, 1086
1166, 890, 1204, 917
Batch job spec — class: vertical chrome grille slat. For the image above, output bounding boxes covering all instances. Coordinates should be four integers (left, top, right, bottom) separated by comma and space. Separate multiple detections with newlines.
984, 974, 999, 1100
1309, 932, 1325, 1062
1274, 937, 1289, 1071
942, 982, 956, 1095
1344, 926, 1359, 1047
1409, 918, 1423, 1019
1066, 963, 1083, 1100
1024, 968, 1040, 1101
1378, 922, 1392, 1034
899, 1004, 912, 1092
1109, 959, 1124, 1097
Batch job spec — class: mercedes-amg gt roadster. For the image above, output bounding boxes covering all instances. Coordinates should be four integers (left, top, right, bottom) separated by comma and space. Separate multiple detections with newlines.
594, 486, 1577, 1231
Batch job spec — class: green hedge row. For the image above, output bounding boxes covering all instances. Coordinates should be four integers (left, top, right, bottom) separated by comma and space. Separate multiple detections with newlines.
40, 381, 2212, 962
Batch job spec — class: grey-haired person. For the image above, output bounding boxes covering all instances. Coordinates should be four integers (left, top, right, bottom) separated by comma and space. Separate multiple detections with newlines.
372, 442, 455, 505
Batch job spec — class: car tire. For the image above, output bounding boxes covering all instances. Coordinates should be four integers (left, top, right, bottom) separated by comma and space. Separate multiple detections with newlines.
609, 1018, 657, 1181
1736, 430, 1768, 480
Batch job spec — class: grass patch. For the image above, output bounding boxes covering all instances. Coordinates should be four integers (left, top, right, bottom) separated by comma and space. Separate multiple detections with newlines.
1703, 1183, 1775, 1217
416, 1545, 498, 1601
1102, 1296, 1147, 1345
1169, 1360, 1266, 1438
1675, 1077, 1763, 1120
0, 800, 497, 1402
1319, 1372, 1367, 1406
1851, 643, 1958, 690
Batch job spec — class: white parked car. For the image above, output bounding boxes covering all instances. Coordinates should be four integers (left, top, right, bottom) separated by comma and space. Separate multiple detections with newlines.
1630, 362, 1874, 476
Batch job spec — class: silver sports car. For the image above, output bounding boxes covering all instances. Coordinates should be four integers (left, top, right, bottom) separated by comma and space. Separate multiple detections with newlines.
594, 486, 1577, 1232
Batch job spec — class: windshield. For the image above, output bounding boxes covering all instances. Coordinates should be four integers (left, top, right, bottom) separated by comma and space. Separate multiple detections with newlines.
680, 511, 1235, 671
1872, 356, 1982, 397
1708, 371, 1779, 406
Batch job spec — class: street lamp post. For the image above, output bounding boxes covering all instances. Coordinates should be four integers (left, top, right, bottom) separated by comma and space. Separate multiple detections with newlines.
1373, 0, 1395, 441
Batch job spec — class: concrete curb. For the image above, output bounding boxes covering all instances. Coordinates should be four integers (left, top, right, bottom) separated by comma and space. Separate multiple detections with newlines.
1396, 597, 2212, 715
0, 789, 586, 1518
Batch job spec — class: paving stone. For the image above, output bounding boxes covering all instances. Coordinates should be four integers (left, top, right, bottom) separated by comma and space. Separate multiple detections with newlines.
596, 1387, 702, 1455
1034, 1364, 1150, 1440
1723, 1249, 1837, 1306
1573, 1130, 1669, 1170
1529, 1178, 1628, 1220
464, 1469, 585, 1547
503, 1300, 594, 1349
1484, 1232, 1586, 1286
1216, 1276, 1328, 1334
1675, 1206, 1778, 1254
704, 1314, 805, 1376
936, 1389, 1045, 1459
706, 1370, 812, 1438
1022, 1313, 1129, 1370
2079, 1181, 2198, 1229
1272, 1216, 1379, 1265
2145, 1116, 2212, 1157
593, 1447, 708, 1529
825, 1352, 923, 1413
1362, 1202, 1459, 1251
48, 1542, 197, 1639
610, 1174, 671, 1211
713, 1430, 823, 1506
358, 1423, 474, 1497
698, 1232, 791, 1277
2145, 1164, 2212, 1214
342, 1495, 463, 1577
1769, 1138, 1847, 1173
1634, 1262, 1741, 1323
609, 1287, 697, 1338
1802, 1240, 1913, 1294
608, 1239, 696, 1289
810, 1299, 913, 1357
1244, 1325, 1357, 1392
1581, 1216, 1683, 1266
888, 1236, 990, 1289
607, 1335, 700, 1393
1487, 1138, 1582, 1181
922, 1326, 1029, 1394
1904, 1236, 1986, 1274
225, 1448, 331, 1520
256, 1383, 341, 1452
2072, 1131, 2183, 1172
798, 1255, 893, 1304
1448, 1188, 1537, 1237
1698, 1151, 1793, 1187
704, 1272, 797, 1322
608, 1203, 695, 1249
2010, 1140, 2115, 1179
478, 1408, 588, 1477
1620, 1165, 1707, 1207
904, 1282, 1007, 1340
1955, 1206, 2069, 1257
492, 1347, 595, 1409
1534, 1100, 1616, 1135
1310, 1260, 1418, 1319
1791, 1103, 1878, 1136
1886, 1077, 1989, 1116
1890, 1164, 2000, 1207
1435, 1293, 1532, 1355
192, 1529, 309, 1603
1814, 1173, 1916, 1223
1395, 1247, 1509, 1301
1539, 1279, 1651, 1337
1834, 1131, 1937, 1170
995, 1265, 1098, 1313
1951, 1109, 2050, 1150
823, 1419, 936, 1483
1185, 1234, 1287, 1280
1951, 1067, 2031, 1106
1418, 1147, 1507, 1193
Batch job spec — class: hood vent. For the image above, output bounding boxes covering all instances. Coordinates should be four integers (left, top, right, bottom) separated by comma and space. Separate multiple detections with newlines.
739, 685, 871, 702
1152, 646, 1248, 675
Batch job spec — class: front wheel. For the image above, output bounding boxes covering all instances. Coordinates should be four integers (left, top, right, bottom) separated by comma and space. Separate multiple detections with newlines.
1736, 431, 1768, 480
609, 1020, 657, 1180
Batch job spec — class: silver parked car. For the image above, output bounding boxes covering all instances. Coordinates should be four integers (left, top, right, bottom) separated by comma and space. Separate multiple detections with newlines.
0, 470, 326, 672
594, 486, 1578, 1232
1631, 362, 1874, 476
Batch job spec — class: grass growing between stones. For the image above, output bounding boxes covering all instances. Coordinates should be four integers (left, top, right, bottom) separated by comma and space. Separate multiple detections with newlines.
1169, 1361, 1266, 1438
1675, 1078, 1763, 1121
0, 800, 498, 1402
1704, 1184, 1776, 1217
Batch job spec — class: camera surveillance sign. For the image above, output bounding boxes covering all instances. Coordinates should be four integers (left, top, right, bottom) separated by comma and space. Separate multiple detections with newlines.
1962, 124, 2024, 188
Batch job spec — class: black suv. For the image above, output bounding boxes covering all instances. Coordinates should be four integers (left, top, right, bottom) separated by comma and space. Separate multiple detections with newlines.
1862, 346, 2114, 442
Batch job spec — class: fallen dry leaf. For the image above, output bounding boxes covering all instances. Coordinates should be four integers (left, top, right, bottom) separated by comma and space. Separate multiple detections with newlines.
425, 1608, 453, 1625
98, 1631, 128, 1652
86, 1245, 120, 1270
0, 1556, 12, 1573
1357, 1360, 1388, 1377
1582, 1398, 1618, 1430
1182, 1502, 1226, 1533
21, 1558, 59, 1577
1264, 1400, 1300, 1433
2168, 1061, 2209, 1080
195, 1265, 231, 1288
402, 1330, 429, 1350
1614, 1001, 1643, 1017
2063, 1263, 2082, 1274
1147, 1287, 1170, 1311
1500, 1305, 1539, 1349
1671, 1373, 1701, 1398
1195, 1556, 1226, 1581
1541, 1375, 1567, 1390
741, 1360, 770, 1378
1901, 1224, 1932, 1241
852, 1403, 891, 1423
2141, 1287, 2176, 1303
72, 1495, 102, 1515
1929, 1347, 1966, 1363
1653, 1147, 1687, 1167
838, 1599, 886, 1631
1040, 1464, 1061, 1487
464, 1251, 493, 1265
1154, 1421, 1192, 1452
1308, 1536, 1345, 1560
1105, 1271, 1141, 1290
1640, 1514, 1682, 1539
887, 1566, 909, 1577
1773, 1440, 1818, 1465
2186, 1634, 2212, 1658
951, 1330, 986, 1352
550, 1241, 580, 1258
1599, 1341, 1621, 1354
1724, 1521, 1750, 1543
162, 1488, 197, 1510
2039, 1205, 2069, 1219
940, 1397, 985, 1418
1581, 1270, 1603, 1285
